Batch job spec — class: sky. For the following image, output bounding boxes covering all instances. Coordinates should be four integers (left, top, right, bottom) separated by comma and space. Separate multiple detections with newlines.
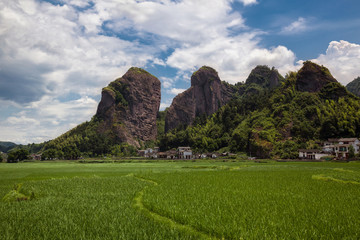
0, 0, 360, 144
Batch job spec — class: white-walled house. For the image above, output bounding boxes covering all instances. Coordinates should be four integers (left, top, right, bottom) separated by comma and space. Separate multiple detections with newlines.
139, 147, 159, 158
321, 138, 360, 159
299, 138, 360, 160
298, 149, 329, 160
177, 147, 192, 159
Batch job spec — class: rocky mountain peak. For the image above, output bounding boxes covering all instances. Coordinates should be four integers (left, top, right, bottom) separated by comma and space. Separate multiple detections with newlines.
165, 66, 235, 132
96, 67, 161, 147
191, 66, 220, 87
245, 65, 284, 89
295, 61, 337, 92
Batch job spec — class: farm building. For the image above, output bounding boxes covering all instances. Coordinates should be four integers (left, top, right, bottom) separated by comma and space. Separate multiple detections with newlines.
138, 147, 159, 158
177, 147, 192, 159
322, 138, 360, 159
157, 150, 177, 159
298, 149, 329, 160
299, 138, 360, 160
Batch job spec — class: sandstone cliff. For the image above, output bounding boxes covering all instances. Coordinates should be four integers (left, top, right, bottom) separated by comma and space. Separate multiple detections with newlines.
165, 66, 235, 132
295, 61, 337, 92
96, 67, 161, 147
245, 65, 284, 89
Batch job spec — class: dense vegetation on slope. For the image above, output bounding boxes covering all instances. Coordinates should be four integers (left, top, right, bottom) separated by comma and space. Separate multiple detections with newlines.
42, 116, 137, 159
159, 64, 360, 158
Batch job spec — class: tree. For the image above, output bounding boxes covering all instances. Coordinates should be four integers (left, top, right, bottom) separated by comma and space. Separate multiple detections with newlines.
7, 148, 29, 163
348, 145, 355, 159
42, 149, 57, 160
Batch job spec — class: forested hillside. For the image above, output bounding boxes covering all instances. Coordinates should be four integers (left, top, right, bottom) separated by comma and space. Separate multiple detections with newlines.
159, 62, 360, 158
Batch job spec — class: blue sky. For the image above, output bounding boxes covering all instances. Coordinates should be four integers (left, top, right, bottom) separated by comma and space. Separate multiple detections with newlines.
0, 0, 360, 144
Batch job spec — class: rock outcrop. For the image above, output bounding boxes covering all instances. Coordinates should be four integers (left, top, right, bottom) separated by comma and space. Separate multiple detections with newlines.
245, 65, 284, 89
165, 66, 235, 132
96, 67, 161, 147
346, 77, 360, 97
295, 61, 337, 92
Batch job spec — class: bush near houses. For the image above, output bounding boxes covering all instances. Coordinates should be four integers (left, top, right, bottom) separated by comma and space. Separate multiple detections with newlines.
7, 148, 29, 163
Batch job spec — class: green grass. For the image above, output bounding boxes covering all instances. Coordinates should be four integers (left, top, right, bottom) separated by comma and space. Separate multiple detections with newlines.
1, 161, 360, 239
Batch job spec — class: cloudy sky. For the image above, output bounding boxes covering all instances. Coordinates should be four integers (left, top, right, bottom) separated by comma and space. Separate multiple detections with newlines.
1, 0, 360, 144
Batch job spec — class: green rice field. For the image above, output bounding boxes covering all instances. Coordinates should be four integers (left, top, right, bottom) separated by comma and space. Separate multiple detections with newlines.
1, 160, 360, 239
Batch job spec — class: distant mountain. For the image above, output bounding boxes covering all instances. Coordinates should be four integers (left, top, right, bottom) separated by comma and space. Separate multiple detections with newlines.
346, 77, 360, 97
0, 141, 17, 153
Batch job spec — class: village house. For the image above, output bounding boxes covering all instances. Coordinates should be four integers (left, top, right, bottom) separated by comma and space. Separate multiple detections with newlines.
322, 138, 360, 159
177, 147, 192, 159
298, 149, 329, 160
138, 147, 159, 158
157, 150, 177, 159
299, 138, 360, 160
207, 152, 219, 159
31, 154, 42, 161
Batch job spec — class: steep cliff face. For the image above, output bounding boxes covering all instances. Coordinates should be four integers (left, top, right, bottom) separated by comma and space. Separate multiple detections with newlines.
245, 65, 284, 89
96, 67, 161, 147
165, 66, 235, 132
295, 61, 337, 92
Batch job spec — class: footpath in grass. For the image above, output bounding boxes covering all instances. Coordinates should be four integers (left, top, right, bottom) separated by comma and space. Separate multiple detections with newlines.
0, 160, 360, 239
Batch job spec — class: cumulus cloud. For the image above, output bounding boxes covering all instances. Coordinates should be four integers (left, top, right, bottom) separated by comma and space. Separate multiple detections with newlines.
310, 40, 360, 85
1, 95, 98, 144
167, 34, 296, 83
0, 0, 155, 105
99, 0, 246, 44
0, 0, 159, 142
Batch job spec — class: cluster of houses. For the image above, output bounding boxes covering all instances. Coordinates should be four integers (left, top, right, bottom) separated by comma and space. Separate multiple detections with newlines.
299, 138, 360, 160
138, 147, 228, 159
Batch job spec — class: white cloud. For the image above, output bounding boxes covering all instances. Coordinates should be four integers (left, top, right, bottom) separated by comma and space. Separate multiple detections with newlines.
310, 40, 360, 85
0, 0, 155, 104
281, 17, 308, 34
160, 102, 171, 111
160, 77, 175, 89
0, 95, 99, 144
237, 0, 258, 6
167, 34, 296, 83
168, 88, 187, 95
6, 115, 40, 126
99, 0, 246, 44
65, 0, 92, 8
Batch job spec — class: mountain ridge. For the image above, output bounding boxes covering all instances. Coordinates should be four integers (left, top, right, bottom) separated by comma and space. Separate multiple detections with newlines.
40, 61, 360, 159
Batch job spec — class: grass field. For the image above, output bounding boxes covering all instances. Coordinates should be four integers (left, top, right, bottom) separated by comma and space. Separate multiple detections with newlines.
0, 160, 360, 239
